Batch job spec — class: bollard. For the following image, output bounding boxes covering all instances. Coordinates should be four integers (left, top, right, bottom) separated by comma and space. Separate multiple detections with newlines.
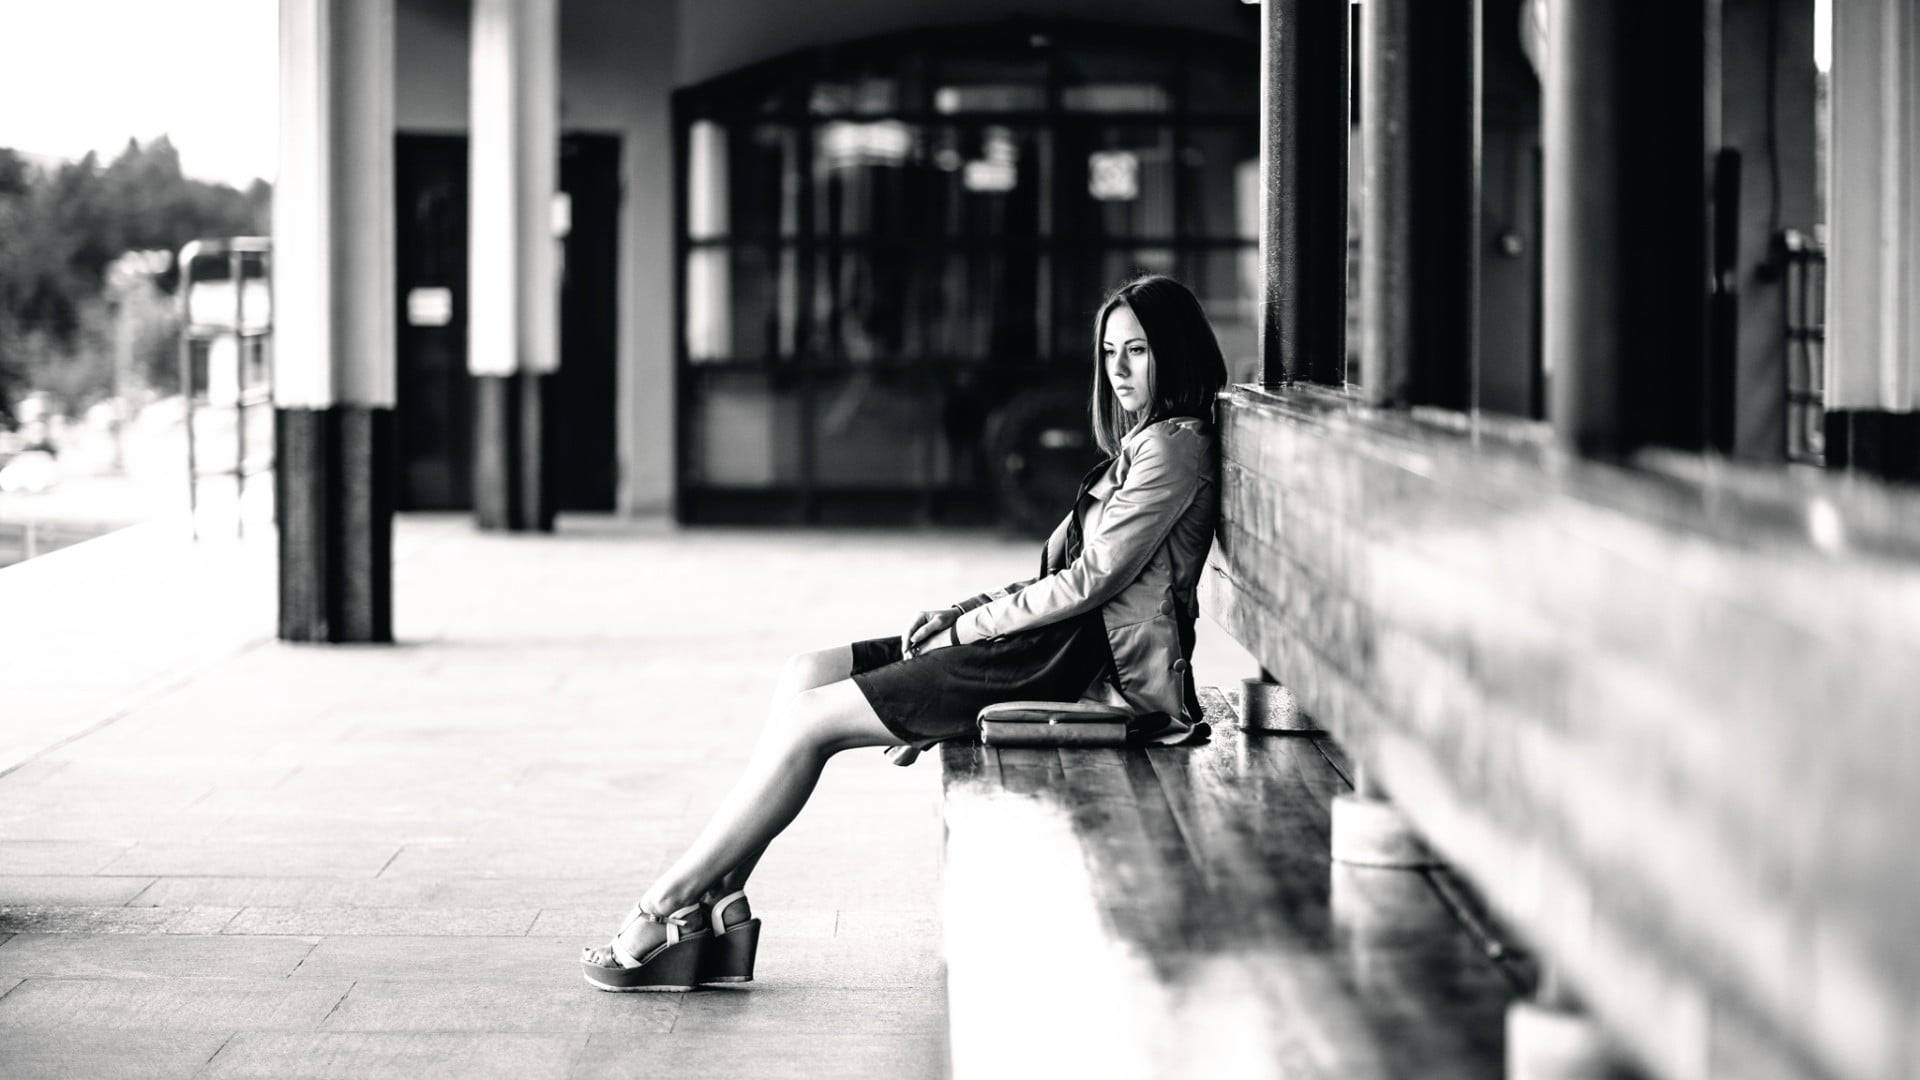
1331, 768, 1436, 868
1240, 677, 1317, 732
1506, 991, 1628, 1080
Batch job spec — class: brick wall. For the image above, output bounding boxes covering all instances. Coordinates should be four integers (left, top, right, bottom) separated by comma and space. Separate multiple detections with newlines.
1203, 384, 1920, 1080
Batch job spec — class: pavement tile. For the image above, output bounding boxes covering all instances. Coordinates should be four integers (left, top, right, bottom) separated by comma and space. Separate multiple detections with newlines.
0, 976, 349, 1030
527, 906, 838, 940
0, 905, 240, 935
572, 1027, 949, 1080
0, 523, 991, 1076
0, 875, 156, 905
832, 908, 942, 941
223, 906, 539, 937
671, 986, 947, 1034
0, 840, 131, 875
202, 1032, 586, 1080
0, 933, 317, 978
99, 841, 403, 878
130, 876, 641, 909
746, 938, 945, 991
0, 1029, 232, 1080
376, 843, 675, 880
288, 936, 583, 981
321, 978, 679, 1034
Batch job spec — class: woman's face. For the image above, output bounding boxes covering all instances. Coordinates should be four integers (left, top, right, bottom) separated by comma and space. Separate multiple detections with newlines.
1101, 303, 1153, 416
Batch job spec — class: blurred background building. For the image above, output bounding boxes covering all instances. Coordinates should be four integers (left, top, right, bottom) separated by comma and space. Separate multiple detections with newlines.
384, 0, 1262, 531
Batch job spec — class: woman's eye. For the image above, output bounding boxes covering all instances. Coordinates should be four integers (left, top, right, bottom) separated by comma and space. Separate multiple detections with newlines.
1129, 345, 1146, 356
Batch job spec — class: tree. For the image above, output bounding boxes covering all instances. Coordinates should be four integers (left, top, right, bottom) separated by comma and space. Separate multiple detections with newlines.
0, 137, 269, 423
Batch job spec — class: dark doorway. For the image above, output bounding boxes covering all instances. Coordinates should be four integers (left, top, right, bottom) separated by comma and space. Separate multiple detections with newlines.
395, 134, 471, 510
393, 132, 622, 512
552, 134, 621, 511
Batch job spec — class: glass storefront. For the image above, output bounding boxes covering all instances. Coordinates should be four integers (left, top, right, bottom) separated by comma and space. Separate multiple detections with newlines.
676, 22, 1259, 529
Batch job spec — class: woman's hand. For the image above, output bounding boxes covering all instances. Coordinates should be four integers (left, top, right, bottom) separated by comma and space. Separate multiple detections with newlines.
902, 607, 961, 657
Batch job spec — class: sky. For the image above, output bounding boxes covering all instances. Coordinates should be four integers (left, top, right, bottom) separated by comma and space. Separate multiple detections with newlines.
0, 0, 277, 188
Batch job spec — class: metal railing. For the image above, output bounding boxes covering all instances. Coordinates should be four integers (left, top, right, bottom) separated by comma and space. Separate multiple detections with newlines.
177, 237, 273, 539
1781, 229, 1826, 465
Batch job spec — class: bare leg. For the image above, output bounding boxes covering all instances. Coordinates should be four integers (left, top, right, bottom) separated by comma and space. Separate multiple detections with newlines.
644, 678, 898, 910
710, 645, 859, 895
585, 648, 903, 964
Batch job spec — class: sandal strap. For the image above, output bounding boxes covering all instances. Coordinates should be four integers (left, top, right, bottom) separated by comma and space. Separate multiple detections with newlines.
607, 901, 702, 968
707, 890, 749, 934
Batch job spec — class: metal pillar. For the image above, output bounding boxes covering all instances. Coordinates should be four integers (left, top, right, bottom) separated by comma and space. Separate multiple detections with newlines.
1544, 0, 1713, 455
1259, 0, 1352, 387
1360, 0, 1481, 409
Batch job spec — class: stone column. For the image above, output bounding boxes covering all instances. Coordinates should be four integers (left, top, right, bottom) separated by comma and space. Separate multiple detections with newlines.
1826, 0, 1920, 481
469, 0, 560, 530
273, 0, 395, 643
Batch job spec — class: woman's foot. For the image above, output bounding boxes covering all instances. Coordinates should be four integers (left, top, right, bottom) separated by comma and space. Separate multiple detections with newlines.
580, 901, 709, 992
580, 911, 670, 969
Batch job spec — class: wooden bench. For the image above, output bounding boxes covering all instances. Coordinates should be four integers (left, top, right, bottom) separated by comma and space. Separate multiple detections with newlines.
937, 686, 1529, 1080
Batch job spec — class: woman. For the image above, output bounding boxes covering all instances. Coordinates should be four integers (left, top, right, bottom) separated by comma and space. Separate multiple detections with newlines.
581, 274, 1226, 991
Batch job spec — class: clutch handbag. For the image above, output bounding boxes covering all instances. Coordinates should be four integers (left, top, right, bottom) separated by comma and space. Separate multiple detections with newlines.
977, 700, 1131, 747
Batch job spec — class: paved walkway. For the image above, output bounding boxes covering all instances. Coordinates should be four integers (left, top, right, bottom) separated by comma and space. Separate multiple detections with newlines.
0, 513, 1254, 1079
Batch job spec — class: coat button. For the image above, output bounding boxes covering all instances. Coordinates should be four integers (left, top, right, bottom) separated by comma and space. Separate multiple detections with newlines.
1160, 599, 1175, 616
1172, 658, 1189, 674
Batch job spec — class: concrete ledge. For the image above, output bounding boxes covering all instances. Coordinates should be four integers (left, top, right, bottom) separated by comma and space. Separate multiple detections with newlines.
0, 515, 274, 775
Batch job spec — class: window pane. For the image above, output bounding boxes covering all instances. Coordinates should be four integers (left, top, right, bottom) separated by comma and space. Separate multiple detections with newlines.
686, 246, 796, 361
1052, 248, 1176, 357
1179, 249, 1262, 383
736, 126, 802, 239
810, 371, 947, 487
1186, 49, 1260, 114
932, 52, 1048, 113
1053, 125, 1175, 239
687, 370, 803, 487
1181, 127, 1261, 239
1057, 48, 1173, 113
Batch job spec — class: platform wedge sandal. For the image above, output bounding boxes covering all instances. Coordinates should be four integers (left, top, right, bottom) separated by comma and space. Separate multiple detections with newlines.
697, 890, 762, 985
580, 902, 708, 992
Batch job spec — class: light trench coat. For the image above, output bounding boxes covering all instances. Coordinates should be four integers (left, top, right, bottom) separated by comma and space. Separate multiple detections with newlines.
951, 414, 1219, 742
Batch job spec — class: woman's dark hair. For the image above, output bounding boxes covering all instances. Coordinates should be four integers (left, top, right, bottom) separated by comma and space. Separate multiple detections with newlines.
1089, 274, 1229, 456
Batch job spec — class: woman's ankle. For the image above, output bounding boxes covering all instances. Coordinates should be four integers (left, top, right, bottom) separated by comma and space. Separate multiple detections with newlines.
638, 886, 695, 918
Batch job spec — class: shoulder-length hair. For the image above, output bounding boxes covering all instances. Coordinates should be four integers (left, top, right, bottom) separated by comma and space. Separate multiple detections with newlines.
1089, 275, 1229, 457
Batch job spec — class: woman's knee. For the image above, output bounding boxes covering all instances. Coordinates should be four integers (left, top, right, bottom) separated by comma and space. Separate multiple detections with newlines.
776, 646, 851, 695
762, 682, 870, 756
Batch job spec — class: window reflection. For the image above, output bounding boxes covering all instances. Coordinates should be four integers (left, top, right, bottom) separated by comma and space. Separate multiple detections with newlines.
678, 25, 1258, 522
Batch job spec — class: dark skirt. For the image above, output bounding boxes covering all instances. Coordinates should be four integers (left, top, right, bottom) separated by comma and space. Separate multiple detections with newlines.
849, 611, 1115, 750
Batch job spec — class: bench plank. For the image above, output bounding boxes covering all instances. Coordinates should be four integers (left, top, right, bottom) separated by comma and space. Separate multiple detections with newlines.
939, 689, 1515, 1080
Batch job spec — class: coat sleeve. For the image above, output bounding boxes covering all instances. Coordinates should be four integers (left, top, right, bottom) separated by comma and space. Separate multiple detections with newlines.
949, 511, 1072, 614
955, 425, 1205, 644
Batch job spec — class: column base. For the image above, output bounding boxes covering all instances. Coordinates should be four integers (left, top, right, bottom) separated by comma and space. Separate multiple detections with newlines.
1825, 410, 1920, 484
1506, 1000, 1628, 1080
474, 372, 555, 532
1331, 792, 1436, 868
275, 406, 393, 643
